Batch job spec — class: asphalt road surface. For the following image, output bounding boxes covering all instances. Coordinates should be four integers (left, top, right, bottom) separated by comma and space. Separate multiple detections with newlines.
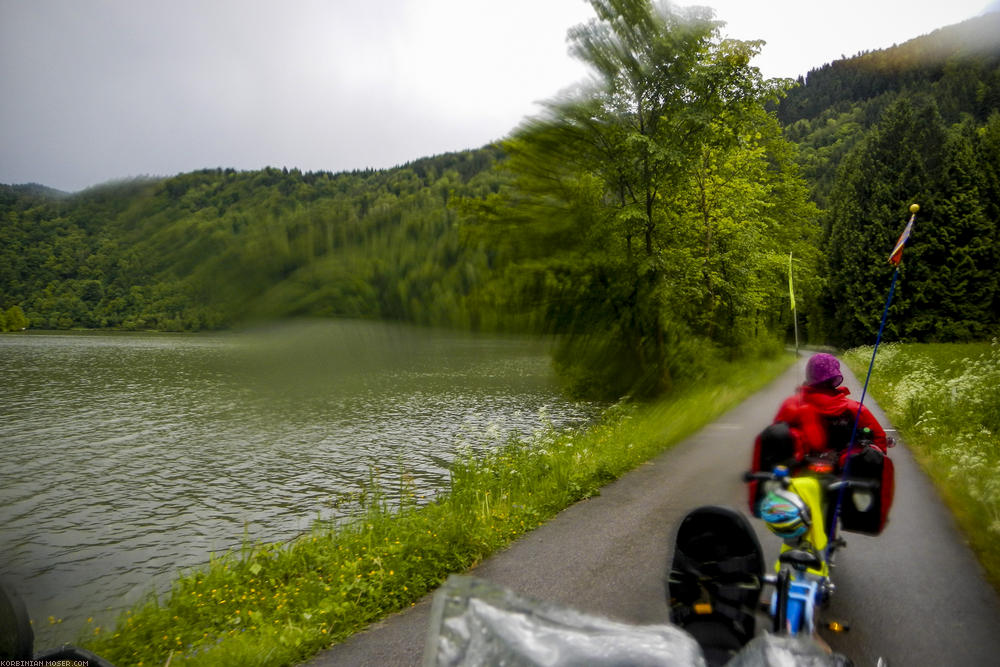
306, 357, 1000, 666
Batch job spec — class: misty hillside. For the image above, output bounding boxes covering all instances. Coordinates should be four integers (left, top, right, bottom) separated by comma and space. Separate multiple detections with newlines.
779, 11, 1000, 126
778, 11, 1000, 207
2, 10, 998, 347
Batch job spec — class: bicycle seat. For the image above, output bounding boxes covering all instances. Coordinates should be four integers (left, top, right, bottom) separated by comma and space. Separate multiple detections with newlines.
778, 548, 823, 572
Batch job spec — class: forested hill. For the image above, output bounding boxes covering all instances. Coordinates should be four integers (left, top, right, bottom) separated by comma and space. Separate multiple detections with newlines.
776, 11, 1000, 347
778, 11, 1000, 207
779, 12, 1000, 127
0, 147, 506, 332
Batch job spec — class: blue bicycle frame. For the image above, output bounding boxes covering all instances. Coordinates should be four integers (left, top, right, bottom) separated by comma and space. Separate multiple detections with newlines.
769, 570, 822, 635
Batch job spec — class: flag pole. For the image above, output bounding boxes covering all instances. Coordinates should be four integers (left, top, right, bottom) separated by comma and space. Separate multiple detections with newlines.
793, 304, 800, 358
826, 203, 918, 557
789, 252, 799, 357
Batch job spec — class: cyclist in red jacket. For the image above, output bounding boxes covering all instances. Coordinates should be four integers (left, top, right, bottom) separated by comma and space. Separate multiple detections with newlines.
750, 352, 894, 535
775, 352, 888, 464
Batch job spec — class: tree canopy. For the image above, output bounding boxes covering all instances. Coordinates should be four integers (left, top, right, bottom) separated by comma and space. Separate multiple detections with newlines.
790, 11, 1000, 346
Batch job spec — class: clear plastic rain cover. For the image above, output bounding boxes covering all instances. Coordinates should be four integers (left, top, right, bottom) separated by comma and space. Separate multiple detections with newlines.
725, 633, 851, 667
422, 575, 707, 667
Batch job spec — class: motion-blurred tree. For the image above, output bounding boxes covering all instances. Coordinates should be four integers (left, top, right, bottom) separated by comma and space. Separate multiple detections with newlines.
465, 0, 817, 398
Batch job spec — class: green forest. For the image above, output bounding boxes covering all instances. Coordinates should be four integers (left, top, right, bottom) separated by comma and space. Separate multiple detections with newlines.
3, 0, 999, 399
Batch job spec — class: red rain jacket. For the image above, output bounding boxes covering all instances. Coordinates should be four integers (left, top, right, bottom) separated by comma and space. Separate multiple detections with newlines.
775, 384, 888, 461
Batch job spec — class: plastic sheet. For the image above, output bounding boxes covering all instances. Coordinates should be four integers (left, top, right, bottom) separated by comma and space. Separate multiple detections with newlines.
725, 633, 851, 667
423, 575, 707, 667
423, 575, 852, 667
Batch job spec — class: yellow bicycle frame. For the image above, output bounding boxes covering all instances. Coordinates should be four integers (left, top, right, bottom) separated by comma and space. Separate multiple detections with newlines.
777, 476, 829, 577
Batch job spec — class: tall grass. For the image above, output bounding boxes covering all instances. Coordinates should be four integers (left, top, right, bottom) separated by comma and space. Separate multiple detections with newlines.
81, 354, 793, 666
843, 340, 1000, 590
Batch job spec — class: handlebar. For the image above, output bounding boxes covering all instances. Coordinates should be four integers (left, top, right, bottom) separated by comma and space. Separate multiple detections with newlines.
827, 478, 878, 492
743, 468, 878, 491
743, 470, 783, 483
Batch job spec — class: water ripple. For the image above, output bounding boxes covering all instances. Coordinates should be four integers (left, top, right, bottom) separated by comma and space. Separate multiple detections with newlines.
0, 323, 598, 648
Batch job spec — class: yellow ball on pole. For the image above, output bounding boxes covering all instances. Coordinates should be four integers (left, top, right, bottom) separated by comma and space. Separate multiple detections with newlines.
909, 203, 920, 213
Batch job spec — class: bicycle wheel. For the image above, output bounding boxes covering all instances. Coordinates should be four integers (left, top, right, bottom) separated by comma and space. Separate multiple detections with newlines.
0, 580, 33, 659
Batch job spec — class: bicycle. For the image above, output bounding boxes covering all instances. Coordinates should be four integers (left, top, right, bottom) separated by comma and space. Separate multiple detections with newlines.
744, 462, 879, 638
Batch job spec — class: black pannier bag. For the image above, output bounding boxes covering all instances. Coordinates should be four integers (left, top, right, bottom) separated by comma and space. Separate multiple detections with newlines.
747, 422, 796, 516
749, 419, 894, 534
836, 447, 895, 535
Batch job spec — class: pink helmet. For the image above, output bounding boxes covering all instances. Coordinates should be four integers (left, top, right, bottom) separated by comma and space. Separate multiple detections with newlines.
805, 353, 843, 388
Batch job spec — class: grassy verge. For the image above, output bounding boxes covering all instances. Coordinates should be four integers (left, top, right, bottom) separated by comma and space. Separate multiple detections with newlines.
842, 341, 1000, 592
82, 353, 794, 666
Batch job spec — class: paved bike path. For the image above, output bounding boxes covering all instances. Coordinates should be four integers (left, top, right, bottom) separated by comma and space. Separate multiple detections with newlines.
306, 358, 1000, 666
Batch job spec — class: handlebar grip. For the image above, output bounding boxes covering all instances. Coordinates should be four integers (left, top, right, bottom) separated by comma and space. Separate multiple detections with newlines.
828, 478, 879, 491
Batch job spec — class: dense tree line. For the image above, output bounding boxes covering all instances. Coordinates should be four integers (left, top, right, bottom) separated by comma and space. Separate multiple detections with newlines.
779, 12, 1000, 127
775, 11, 1000, 346
820, 103, 1000, 347
780, 12, 1000, 208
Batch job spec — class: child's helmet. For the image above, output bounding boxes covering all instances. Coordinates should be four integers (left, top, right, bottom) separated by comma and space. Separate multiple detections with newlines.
805, 353, 843, 388
759, 488, 811, 540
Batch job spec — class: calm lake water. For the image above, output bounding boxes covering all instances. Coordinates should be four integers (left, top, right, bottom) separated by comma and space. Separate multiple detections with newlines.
0, 321, 598, 648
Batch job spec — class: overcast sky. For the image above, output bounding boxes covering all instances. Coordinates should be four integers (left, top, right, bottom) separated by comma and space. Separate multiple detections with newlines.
1, 0, 997, 193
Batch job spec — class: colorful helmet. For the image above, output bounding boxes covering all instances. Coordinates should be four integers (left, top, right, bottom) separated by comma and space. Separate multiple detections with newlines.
805, 353, 843, 388
759, 488, 811, 540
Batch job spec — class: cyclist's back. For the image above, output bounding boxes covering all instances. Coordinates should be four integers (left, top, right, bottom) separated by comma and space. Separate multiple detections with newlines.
774, 353, 887, 461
